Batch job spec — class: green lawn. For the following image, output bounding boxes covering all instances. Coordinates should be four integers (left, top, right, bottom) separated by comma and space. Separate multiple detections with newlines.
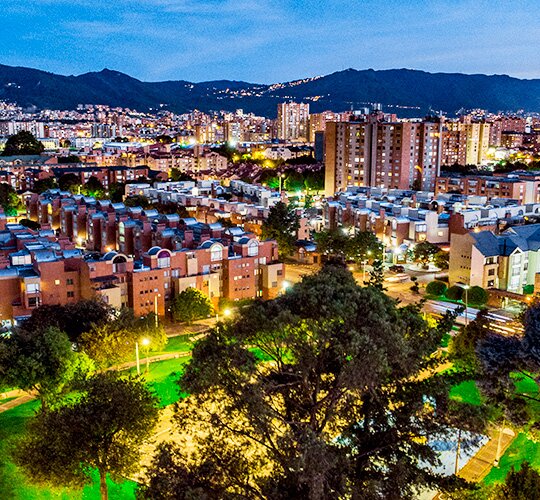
483, 432, 540, 485
127, 356, 191, 407
449, 380, 483, 406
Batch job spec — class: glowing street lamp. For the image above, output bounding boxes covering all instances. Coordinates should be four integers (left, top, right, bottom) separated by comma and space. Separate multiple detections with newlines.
135, 337, 150, 375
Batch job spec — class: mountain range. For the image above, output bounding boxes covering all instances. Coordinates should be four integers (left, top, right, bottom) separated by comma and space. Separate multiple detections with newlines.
1, 64, 540, 117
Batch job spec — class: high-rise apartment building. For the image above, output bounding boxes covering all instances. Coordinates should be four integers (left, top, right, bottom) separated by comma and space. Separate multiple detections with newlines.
324, 118, 442, 197
308, 110, 351, 142
441, 122, 490, 166
276, 102, 310, 141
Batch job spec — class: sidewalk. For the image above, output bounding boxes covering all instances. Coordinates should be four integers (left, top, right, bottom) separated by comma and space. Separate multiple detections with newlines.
458, 427, 516, 482
0, 343, 202, 415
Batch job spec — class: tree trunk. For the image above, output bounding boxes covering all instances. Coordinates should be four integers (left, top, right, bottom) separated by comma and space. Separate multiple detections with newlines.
99, 469, 108, 500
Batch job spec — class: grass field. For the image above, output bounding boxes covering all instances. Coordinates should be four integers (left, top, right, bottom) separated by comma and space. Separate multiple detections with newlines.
449, 379, 483, 406
127, 356, 191, 407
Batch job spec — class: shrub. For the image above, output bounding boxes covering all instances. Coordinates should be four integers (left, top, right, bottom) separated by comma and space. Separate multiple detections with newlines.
467, 286, 488, 305
445, 285, 463, 301
426, 280, 447, 297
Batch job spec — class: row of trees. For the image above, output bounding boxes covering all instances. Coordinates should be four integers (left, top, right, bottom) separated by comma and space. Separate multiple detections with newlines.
0, 300, 166, 410
426, 281, 489, 306
314, 227, 382, 264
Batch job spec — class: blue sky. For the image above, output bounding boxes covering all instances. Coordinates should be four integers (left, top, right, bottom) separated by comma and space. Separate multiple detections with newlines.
2, 0, 539, 83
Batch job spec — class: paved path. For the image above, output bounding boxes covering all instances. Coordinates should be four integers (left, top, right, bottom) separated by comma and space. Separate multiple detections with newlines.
0, 393, 36, 412
458, 427, 516, 482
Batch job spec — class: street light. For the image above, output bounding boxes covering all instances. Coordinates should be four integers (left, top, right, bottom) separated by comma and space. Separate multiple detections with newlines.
154, 293, 161, 329
362, 259, 369, 283
142, 337, 150, 373
135, 337, 150, 375
463, 285, 470, 327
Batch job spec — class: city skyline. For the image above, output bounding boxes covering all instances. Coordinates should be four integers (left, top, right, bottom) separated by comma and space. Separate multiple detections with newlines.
2, 0, 540, 83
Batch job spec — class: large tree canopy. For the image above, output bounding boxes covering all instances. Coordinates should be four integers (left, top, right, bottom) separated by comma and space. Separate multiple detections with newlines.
2, 131, 44, 156
0, 326, 93, 410
14, 372, 159, 500
140, 264, 479, 499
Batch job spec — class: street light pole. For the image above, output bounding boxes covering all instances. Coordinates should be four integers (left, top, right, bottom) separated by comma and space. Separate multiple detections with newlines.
154, 294, 161, 329
464, 285, 470, 327
135, 341, 140, 375
362, 259, 368, 283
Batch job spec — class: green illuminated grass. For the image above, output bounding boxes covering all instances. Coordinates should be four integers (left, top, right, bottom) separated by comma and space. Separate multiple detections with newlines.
449, 380, 482, 406
126, 356, 191, 407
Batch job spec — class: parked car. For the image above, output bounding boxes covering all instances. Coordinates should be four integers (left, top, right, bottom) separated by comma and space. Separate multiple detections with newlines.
389, 265, 405, 273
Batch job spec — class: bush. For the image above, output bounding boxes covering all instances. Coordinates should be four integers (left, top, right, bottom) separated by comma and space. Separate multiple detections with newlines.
445, 285, 463, 301
467, 286, 488, 305
426, 280, 447, 297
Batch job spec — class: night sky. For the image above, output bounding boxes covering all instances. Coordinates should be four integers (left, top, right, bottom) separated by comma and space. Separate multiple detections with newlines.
2, 0, 539, 83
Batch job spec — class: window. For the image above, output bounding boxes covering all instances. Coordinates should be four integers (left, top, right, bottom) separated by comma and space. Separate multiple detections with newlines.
66, 278, 74, 285
27, 283, 40, 294
55, 279, 60, 285
247, 240, 259, 257
488, 269, 495, 276
157, 250, 171, 269
488, 280, 494, 287
67, 291, 75, 298
211, 244, 223, 262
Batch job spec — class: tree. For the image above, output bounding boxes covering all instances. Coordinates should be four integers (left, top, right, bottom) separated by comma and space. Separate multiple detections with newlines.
0, 182, 23, 216
82, 176, 105, 198
19, 218, 41, 230
426, 280, 448, 297
0, 327, 93, 411
314, 228, 350, 261
124, 194, 151, 208
446, 285, 464, 301
108, 181, 126, 203
170, 288, 213, 324
476, 298, 540, 432
367, 259, 386, 290
32, 176, 57, 193
434, 251, 450, 270
141, 265, 477, 499
14, 372, 159, 500
492, 463, 540, 499
413, 241, 440, 269
58, 173, 82, 193
450, 309, 492, 373
467, 286, 488, 306
20, 299, 112, 342
57, 155, 81, 164
155, 134, 173, 144
2, 131, 44, 156
349, 230, 382, 263
261, 201, 300, 258
80, 309, 167, 367
170, 168, 193, 182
